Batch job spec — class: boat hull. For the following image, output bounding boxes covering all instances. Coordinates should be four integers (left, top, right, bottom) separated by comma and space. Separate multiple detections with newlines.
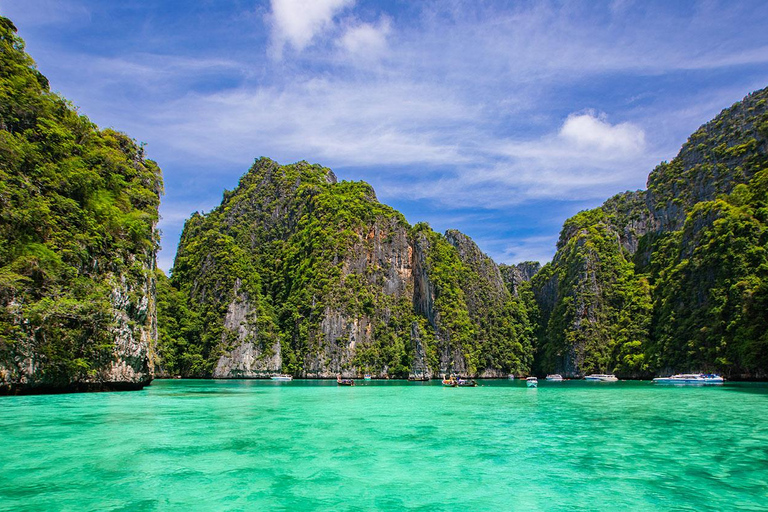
653, 374, 723, 385
584, 374, 618, 382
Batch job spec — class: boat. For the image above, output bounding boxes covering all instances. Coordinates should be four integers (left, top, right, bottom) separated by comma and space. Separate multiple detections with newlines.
507, 374, 515, 380
584, 374, 618, 382
442, 375, 457, 387
456, 378, 477, 387
408, 374, 429, 382
270, 374, 292, 381
364, 374, 372, 381
336, 374, 354, 386
653, 373, 724, 385
546, 374, 563, 381
526, 377, 538, 388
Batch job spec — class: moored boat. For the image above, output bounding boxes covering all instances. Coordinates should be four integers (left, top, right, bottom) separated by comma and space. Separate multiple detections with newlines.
507, 374, 515, 380
336, 374, 354, 386
584, 374, 618, 382
442, 375, 457, 387
270, 374, 292, 381
546, 374, 563, 381
364, 374, 372, 381
653, 373, 724, 385
408, 374, 429, 382
456, 378, 477, 387
526, 377, 538, 388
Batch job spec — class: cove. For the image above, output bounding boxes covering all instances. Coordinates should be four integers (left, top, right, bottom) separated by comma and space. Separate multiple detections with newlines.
1, 380, 767, 511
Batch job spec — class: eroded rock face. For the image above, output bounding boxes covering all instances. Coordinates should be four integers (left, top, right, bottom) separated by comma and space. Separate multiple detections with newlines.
103, 267, 156, 385
499, 261, 541, 297
1, 253, 158, 395
214, 284, 281, 378
445, 230, 508, 304
647, 88, 768, 232
169, 159, 534, 379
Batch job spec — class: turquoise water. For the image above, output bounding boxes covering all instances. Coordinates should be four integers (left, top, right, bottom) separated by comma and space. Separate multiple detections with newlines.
2, 380, 767, 511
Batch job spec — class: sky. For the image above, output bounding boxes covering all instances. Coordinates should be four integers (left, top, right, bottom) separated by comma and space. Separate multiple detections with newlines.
2, 0, 768, 272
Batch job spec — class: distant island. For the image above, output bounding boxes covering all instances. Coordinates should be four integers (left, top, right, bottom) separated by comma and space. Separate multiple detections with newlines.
1, 15, 766, 394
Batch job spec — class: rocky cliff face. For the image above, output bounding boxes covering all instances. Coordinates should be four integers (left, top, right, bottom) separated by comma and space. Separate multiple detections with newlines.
102, 257, 158, 386
499, 261, 541, 297
212, 279, 282, 378
531, 207, 651, 378
646, 88, 768, 232
163, 159, 534, 378
0, 17, 162, 394
532, 86, 768, 379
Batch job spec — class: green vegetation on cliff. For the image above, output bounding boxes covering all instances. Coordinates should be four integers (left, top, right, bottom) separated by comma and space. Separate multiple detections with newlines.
532, 203, 652, 377
0, 17, 162, 390
649, 170, 768, 375
533, 87, 768, 379
160, 158, 534, 378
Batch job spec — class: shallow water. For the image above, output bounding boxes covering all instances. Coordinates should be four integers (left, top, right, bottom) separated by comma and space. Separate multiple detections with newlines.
1, 379, 767, 511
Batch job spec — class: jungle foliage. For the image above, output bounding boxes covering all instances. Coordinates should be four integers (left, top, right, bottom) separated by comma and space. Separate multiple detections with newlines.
0, 17, 162, 386
532, 87, 768, 378
160, 159, 534, 377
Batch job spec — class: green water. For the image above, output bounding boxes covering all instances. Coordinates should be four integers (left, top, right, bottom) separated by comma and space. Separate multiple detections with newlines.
1, 380, 767, 511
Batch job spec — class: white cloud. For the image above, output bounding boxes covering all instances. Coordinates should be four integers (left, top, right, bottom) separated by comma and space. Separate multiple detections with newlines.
88, 54, 243, 88
269, 0, 354, 55
381, 111, 650, 208
559, 112, 645, 153
138, 77, 478, 168
338, 17, 391, 58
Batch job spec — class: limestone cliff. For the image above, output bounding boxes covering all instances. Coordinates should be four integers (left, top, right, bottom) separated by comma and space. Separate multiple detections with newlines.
0, 17, 162, 394
163, 159, 533, 378
647, 88, 768, 232
532, 86, 768, 379
499, 261, 541, 298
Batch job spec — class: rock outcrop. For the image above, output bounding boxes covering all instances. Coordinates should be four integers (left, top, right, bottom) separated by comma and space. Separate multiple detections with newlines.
0, 17, 162, 394
162, 159, 534, 378
532, 86, 768, 379
499, 261, 541, 297
646, 89, 768, 233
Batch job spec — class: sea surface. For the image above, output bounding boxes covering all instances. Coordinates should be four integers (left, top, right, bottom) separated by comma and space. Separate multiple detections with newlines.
1, 379, 767, 511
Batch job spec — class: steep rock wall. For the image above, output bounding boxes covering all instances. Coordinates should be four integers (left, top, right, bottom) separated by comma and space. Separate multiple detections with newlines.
0, 17, 162, 394
164, 160, 534, 378
533, 86, 768, 379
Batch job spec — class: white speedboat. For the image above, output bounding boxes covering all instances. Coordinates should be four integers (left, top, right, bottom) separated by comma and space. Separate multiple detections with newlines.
653, 373, 724, 385
526, 377, 538, 388
364, 374, 372, 381
271, 374, 292, 381
584, 374, 618, 382
546, 374, 563, 381
507, 374, 515, 380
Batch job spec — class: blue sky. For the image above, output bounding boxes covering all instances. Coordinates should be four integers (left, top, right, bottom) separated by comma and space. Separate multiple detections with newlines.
2, 0, 768, 271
